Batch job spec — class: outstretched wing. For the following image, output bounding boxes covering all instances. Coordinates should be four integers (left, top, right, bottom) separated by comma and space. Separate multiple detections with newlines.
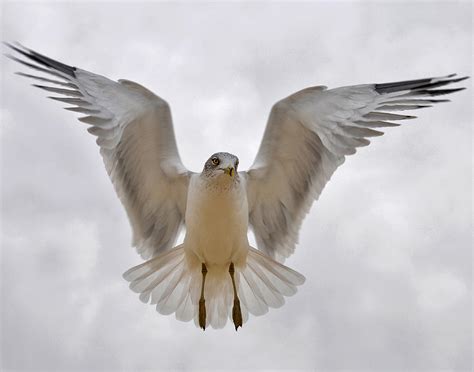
245, 74, 468, 262
6, 43, 192, 259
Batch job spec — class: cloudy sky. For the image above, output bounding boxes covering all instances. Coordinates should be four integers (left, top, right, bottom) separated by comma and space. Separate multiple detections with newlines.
1, 1, 472, 371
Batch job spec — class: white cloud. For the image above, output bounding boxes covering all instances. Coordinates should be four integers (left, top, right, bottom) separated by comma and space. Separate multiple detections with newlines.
416, 270, 468, 312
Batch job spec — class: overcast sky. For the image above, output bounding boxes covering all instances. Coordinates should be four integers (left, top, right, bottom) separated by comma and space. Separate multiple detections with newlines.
0, 1, 472, 371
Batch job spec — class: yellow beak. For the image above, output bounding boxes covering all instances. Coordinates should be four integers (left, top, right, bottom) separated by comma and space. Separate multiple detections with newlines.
224, 167, 235, 177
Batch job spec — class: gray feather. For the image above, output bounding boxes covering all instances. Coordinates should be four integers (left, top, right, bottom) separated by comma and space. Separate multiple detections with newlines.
363, 112, 416, 121
33, 84, 82, 97
15, 72, 77, 88
48, 96, 92, 106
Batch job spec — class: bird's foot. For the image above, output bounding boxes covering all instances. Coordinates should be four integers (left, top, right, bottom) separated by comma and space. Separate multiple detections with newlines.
232, 298, 243, 331
199, 263, 208, 331
199, 298, 206, 331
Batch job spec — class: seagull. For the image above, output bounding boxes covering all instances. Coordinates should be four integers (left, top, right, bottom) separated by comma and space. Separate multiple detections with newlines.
5, 42, 468, 331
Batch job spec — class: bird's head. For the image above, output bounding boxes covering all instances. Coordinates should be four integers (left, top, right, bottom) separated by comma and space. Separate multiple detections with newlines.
202, 152, 239, 181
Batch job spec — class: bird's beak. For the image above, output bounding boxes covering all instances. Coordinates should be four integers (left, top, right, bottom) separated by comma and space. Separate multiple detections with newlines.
223, 167, 235, 177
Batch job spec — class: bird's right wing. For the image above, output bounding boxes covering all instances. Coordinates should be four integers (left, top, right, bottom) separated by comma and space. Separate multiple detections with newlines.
244, 74, 468, 262
6, 43, 192, 259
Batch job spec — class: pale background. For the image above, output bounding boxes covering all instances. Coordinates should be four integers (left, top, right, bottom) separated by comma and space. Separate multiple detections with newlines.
0, 1, 472, 371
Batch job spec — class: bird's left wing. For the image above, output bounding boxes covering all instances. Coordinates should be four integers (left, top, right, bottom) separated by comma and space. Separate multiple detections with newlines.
244, 74, 468, 262
5, 43, 192, 259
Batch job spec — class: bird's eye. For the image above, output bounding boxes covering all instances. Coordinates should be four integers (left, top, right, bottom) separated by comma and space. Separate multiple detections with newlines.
211, 157, 219, 166
235, 160, 239, 169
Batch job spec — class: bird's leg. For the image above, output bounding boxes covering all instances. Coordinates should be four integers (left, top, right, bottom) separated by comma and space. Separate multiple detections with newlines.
199, 263, 208, 331
229, 262, 242, 331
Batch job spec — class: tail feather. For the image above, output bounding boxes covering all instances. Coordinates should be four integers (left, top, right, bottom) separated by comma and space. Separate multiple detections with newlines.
239, 271, 270, 316
154, 269, 188, 315
176, 291, 194, 322
124, 246, 184, 294
124, 245, 193, 313
246, 260, 285, 307
239, 247, 305, 316
123, 245, 305, 329
252, 247, 305, 284
137, 259, 183, 299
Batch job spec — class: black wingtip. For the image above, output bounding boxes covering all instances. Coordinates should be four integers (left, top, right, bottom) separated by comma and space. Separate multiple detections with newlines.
3, 41, 28, 58
415, 87, 466, 97
375, 74, 469, 95
454, 76, 470, 83
3, 41, 77, 78
3, 41, 17, 49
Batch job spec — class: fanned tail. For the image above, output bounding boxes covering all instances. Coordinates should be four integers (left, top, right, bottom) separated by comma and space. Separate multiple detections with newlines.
123, 245, 198, 322
238, 247, 305, 318
123, 245, 305, 329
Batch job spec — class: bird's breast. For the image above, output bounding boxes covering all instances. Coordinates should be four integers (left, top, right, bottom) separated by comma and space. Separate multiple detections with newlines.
184, 175, 249, 265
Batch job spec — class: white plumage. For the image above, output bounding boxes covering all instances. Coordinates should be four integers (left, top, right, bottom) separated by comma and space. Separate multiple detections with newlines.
5, 42, 467, 330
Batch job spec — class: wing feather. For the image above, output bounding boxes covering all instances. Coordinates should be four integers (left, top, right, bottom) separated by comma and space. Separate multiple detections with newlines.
245, 74, 468, 261
6, 43, 191, 259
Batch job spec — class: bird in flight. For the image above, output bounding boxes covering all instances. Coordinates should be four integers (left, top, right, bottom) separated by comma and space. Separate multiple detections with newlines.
5, 42, 468, 331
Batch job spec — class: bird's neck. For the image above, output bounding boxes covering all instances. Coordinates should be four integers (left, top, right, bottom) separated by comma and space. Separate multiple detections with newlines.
199, 173, 240, 193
